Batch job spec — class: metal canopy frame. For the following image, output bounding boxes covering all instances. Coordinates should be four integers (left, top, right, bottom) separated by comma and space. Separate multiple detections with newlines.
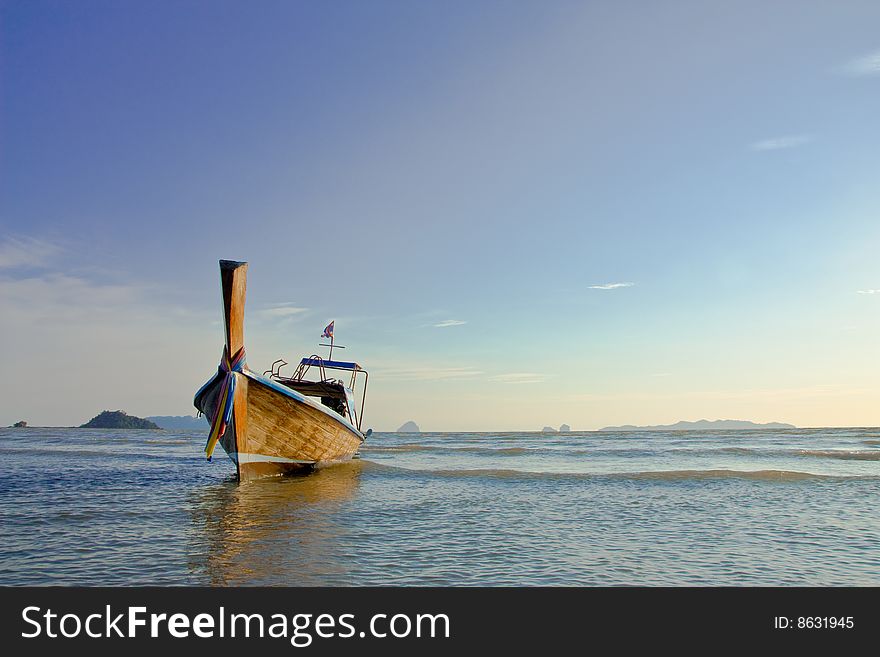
271, 355, 369, 432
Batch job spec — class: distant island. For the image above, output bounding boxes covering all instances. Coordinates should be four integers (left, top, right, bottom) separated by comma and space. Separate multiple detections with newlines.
600, 419, 796, 431
147, 415, 208, 430
542, 424, 572, 433
80, 410, 161, 430
397, 421, 420, 432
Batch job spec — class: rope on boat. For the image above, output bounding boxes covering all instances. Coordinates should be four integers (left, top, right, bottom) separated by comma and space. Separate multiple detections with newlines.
203, 346, 246, 461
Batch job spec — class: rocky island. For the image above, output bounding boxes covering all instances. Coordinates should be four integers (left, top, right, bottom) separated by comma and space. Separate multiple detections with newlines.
542, 424, 571, 433
80, 410, 161, 430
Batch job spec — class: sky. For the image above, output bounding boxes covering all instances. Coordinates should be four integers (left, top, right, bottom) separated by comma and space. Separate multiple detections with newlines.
1, 0, 879, 430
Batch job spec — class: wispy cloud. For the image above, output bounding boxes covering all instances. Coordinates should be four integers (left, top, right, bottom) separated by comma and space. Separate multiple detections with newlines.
856, 289, 880, 295
588, 282, 634, 290
434, 319, 467, 327
376, 365, 483, 381
840, 49, 880, 77
489, 372, 547, 384
260, 303, 309, 318
0, 237, 61, 269
749, 135, 812, 152
0, 273, 140, 322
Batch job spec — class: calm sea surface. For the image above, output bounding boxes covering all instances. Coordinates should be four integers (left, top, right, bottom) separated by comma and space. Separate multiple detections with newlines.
1, 427, 878, 585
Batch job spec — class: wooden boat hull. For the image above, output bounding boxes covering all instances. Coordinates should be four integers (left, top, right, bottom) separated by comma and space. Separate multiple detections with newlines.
195, 369, 364, 482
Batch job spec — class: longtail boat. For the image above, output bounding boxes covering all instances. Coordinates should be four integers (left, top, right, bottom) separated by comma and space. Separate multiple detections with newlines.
194, 260, 370, 481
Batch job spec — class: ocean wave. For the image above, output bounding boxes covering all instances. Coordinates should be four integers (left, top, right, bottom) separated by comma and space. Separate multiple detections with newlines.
0, 447, 192, 462
718, 447, 762, 455
364, 443, 880, 461
617, 469, 852, 481
796, 449, 880, 461
719, 447, 880, 461
359, 461, 876, 483
361, 443, 435, 453
143, 439, 192, 445
362, 444, 549, 456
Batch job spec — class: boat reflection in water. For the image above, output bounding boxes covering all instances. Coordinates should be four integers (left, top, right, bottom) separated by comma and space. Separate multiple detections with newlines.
188, 461, 363, 585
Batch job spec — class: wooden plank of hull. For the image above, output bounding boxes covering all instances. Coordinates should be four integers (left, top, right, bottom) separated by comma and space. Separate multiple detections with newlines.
231, 375, 248, 480
195, 372, 363, 482
238, 375, 362, 481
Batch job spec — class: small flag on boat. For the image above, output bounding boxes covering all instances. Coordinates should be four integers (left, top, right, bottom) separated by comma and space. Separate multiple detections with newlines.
321, 321, 334, 339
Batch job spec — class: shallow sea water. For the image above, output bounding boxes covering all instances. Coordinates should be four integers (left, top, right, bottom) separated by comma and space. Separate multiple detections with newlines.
1, 427, 878, 585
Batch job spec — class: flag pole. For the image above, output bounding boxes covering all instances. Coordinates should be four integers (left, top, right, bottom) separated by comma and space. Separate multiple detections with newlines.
319, 321, 341, 361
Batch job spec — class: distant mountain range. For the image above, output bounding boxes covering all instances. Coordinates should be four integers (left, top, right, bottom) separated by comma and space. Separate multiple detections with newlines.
600, 419, 796, 431
147, 415, 208, 430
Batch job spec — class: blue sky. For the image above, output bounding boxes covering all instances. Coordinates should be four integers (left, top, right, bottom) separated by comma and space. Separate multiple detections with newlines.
1, 1, 879, 429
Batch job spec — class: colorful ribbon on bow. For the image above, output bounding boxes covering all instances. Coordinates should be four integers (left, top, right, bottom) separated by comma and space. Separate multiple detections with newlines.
204, 346, 247, 461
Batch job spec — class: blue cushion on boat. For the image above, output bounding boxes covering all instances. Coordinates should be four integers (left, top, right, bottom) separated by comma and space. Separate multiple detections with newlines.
300, 357, 360, 371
